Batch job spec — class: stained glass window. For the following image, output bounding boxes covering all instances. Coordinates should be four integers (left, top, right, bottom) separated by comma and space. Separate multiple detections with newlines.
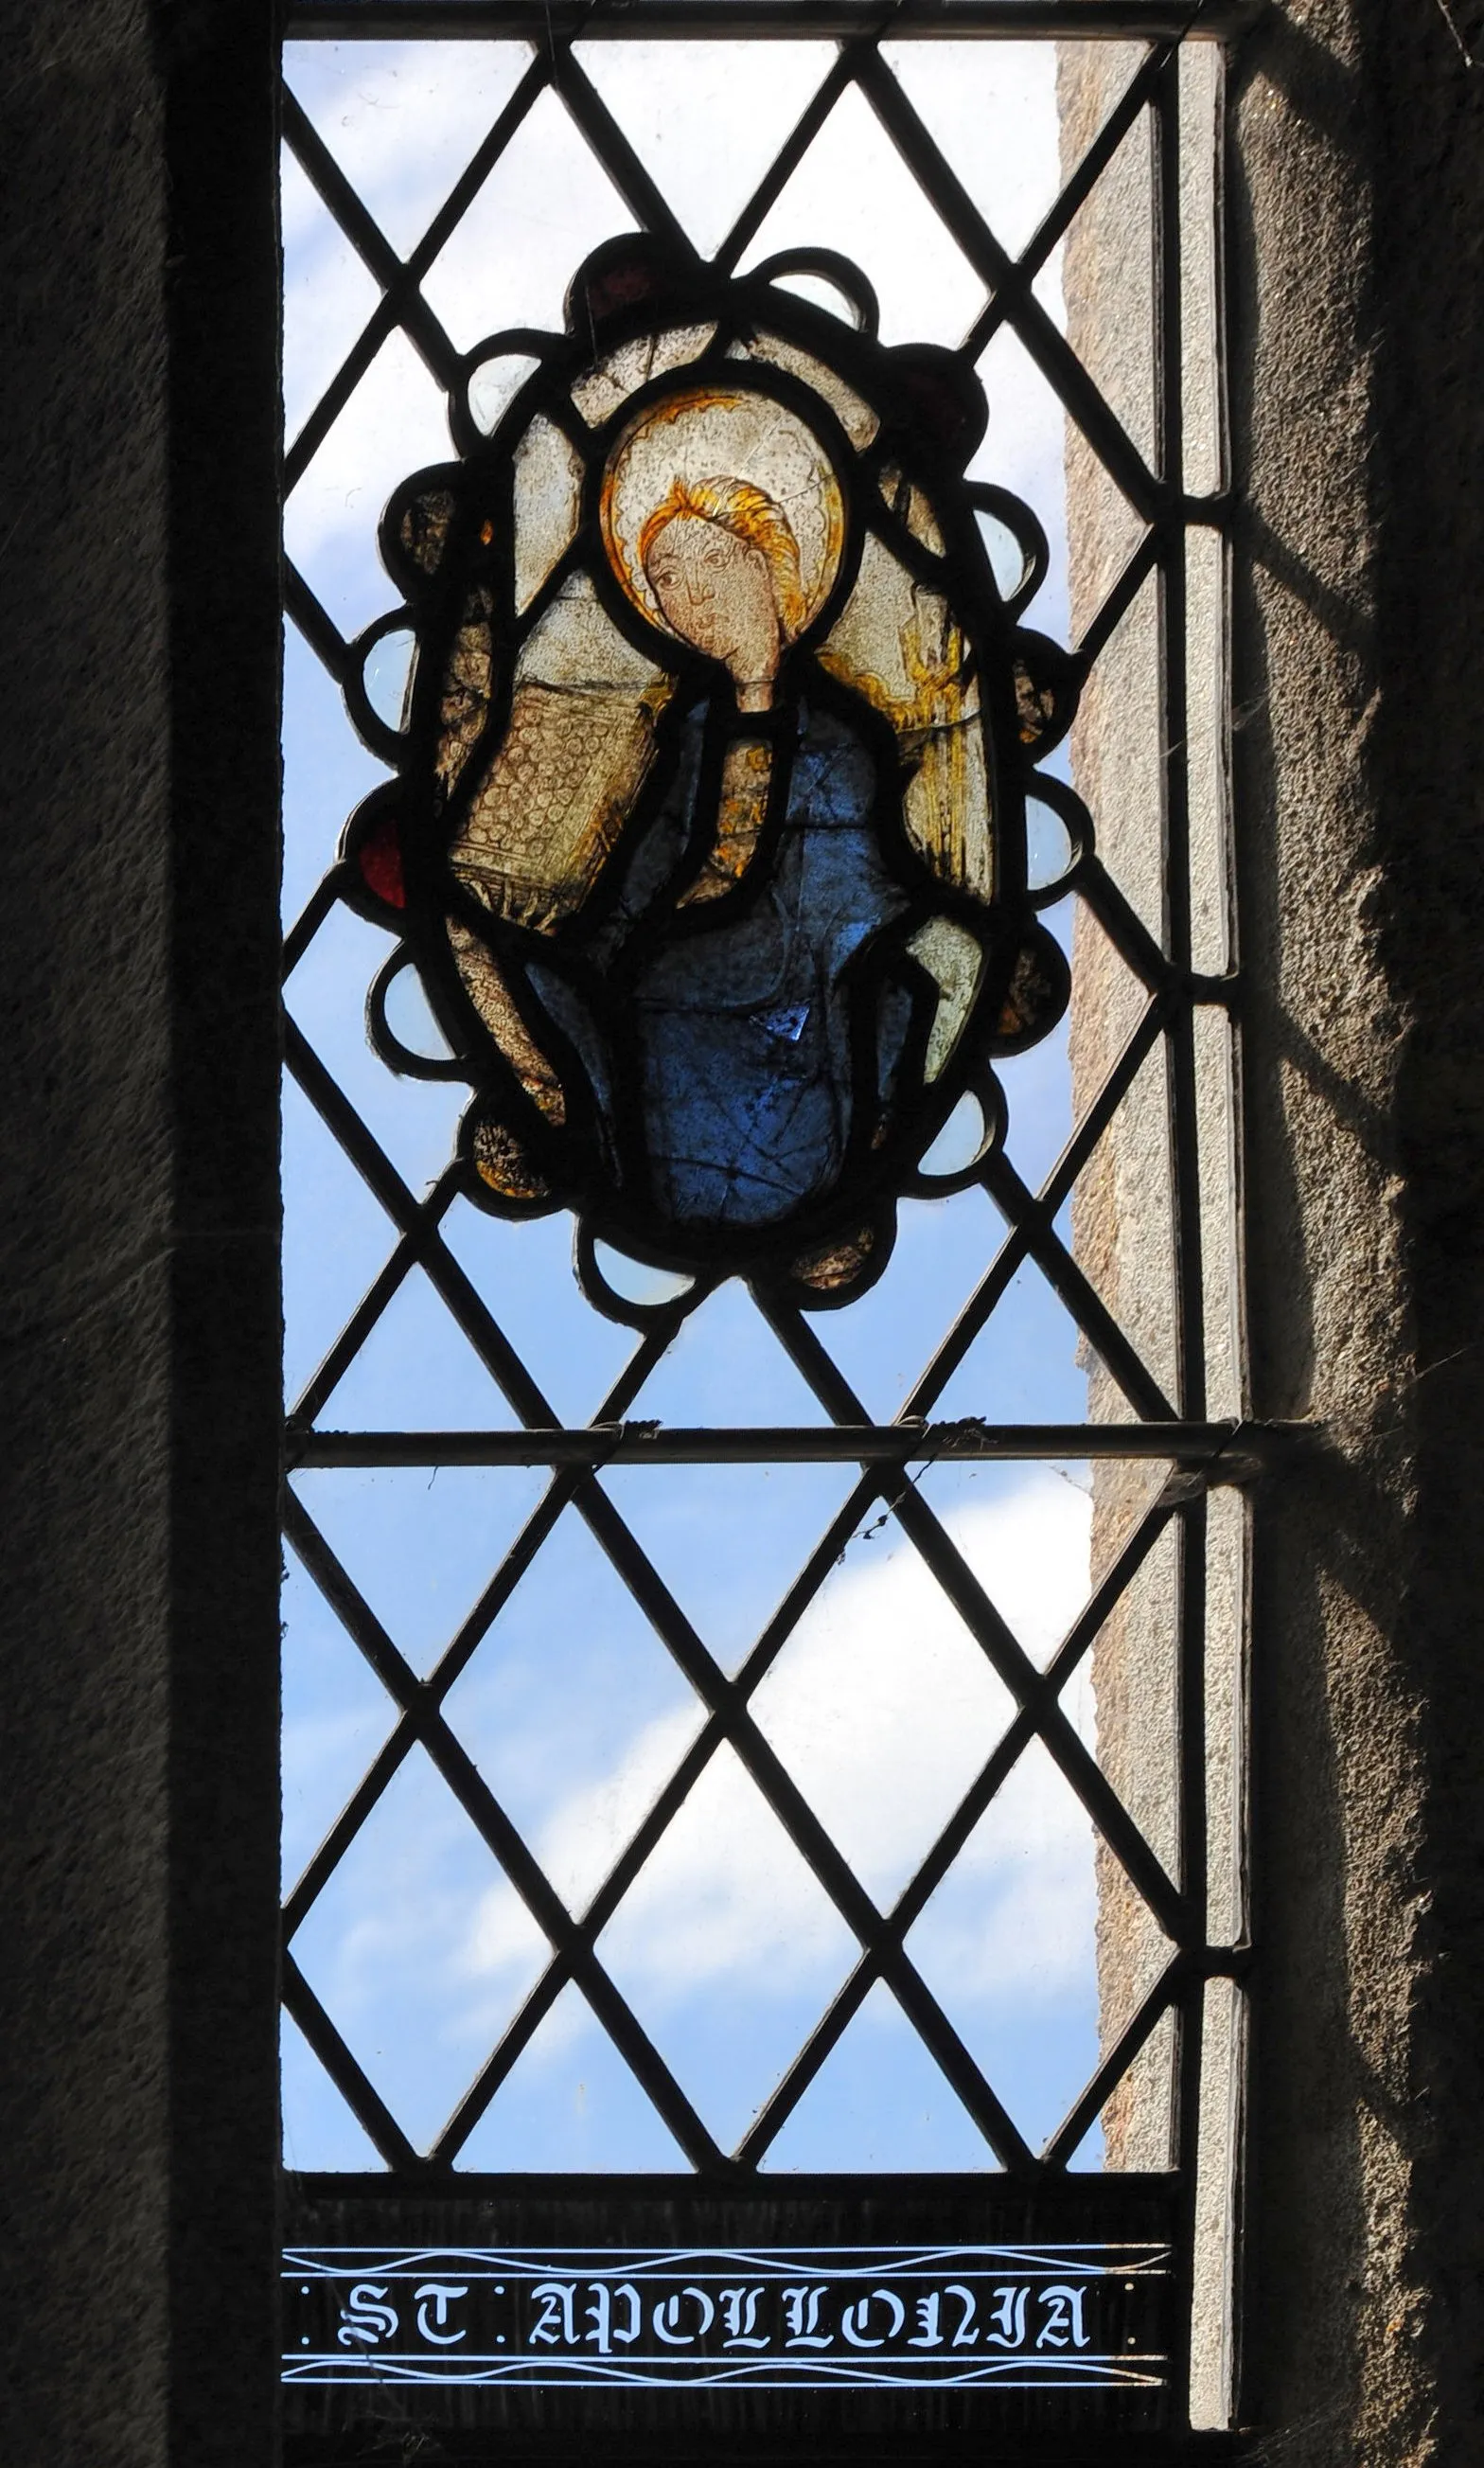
278, 5, 1249, 2456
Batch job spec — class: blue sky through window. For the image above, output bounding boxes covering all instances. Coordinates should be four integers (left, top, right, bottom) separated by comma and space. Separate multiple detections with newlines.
278, 31, 1141, 2181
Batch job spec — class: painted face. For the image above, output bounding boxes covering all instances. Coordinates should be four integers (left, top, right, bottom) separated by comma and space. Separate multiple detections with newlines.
643, 513, 782, 686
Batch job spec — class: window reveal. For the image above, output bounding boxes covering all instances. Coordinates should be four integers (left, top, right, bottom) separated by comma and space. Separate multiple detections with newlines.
277, 9, 1251, 2456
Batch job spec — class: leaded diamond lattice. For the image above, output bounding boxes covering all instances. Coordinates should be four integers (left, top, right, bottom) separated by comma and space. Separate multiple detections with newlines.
278, 4, 1256, 2446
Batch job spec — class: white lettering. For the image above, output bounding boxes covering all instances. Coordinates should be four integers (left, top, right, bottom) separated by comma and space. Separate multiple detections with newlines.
781, 2285, 833, 2349
717, 2286, 769, 2350
840, 2289, 906, 2350
1036, 2283, 1089, 2351
413, 2282, 468, 2346
336, 2282, 398, 2350
652, 2287, 716, 2347
529, 2282, 577, 2347
984, 2285, 1029, 2351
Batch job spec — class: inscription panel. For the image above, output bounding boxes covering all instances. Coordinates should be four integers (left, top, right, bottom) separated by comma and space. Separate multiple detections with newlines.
284, 2243, 1171, 2391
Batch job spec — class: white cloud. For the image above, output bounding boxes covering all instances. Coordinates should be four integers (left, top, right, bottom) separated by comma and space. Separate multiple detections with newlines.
463, 1471, 1096, 2022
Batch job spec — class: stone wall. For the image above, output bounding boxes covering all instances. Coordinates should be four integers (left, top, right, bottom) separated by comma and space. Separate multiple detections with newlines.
0, 4, 282, 2461
1058, 38, 1185, 2196
1059, 39, 1246, 2423
1063, 2, 1484, 2457
1232, 0, 1484, 2452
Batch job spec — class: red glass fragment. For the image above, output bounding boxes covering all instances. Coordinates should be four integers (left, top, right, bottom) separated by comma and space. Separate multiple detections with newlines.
359, 815, 406, 909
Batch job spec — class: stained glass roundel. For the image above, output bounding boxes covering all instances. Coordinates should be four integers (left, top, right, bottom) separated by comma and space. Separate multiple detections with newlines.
340, 238, 1085, 1313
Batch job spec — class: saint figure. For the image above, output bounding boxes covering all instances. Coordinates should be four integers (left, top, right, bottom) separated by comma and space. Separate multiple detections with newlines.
589, 470, 920, 1232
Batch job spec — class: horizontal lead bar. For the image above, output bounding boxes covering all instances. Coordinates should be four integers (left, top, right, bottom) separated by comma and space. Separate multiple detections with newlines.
284, 0, 1262, 40
289, 1419, 1304, 1469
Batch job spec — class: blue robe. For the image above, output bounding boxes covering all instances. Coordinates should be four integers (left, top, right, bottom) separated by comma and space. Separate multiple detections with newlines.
623, 693, 911, 1228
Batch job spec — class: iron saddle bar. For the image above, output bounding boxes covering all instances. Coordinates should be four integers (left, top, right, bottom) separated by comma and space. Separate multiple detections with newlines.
285, 0, 1264, 39
289, 1417, 1309, 1468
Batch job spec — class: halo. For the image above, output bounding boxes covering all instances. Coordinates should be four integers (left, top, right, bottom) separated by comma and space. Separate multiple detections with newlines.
599, 384, 846, 646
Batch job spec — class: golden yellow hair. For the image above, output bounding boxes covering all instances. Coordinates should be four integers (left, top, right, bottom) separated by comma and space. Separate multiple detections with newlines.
638, 475, 807, 639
